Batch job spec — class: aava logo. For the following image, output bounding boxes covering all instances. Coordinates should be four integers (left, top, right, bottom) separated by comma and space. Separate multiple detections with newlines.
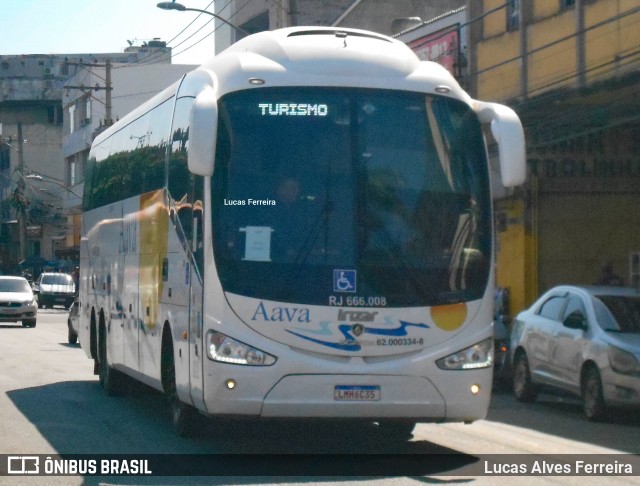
251, 301, 311, 323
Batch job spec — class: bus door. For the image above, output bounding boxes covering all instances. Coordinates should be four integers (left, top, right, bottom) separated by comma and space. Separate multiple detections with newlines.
187, 195, 205, 409
189, 262, 205, 410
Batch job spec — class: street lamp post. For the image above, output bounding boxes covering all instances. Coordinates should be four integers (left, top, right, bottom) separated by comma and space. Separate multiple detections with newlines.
157, 2, 250, 36
25, 174, 82, 199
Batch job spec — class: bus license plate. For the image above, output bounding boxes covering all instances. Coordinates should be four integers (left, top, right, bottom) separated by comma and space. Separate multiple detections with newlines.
334, 385, 380, 401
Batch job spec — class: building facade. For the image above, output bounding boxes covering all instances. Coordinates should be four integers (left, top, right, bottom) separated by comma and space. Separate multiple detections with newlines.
467, 0, 640, 315
0, 41, 183, 275
214, 0, 465, 53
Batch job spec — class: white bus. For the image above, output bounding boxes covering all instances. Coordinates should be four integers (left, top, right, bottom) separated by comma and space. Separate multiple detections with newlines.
79, 27, 526, 437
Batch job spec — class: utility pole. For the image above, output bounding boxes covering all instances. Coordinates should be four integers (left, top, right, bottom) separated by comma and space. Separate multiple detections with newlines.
16, 122, 26, 263
105, 59, 112, 126
64, 60, 113, 127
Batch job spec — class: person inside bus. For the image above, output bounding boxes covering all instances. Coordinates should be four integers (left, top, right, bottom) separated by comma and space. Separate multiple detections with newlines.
270, 176, 317, 263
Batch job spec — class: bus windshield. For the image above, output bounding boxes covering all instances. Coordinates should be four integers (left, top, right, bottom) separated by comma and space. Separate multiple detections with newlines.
212, 87, 491, 307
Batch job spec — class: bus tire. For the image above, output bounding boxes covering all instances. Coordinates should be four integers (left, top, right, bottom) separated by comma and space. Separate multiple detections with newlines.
98, 322, 125, 396
162, 335, 195, 437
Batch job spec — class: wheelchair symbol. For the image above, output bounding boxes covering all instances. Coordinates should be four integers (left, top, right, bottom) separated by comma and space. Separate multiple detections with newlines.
333, 269, 356, 293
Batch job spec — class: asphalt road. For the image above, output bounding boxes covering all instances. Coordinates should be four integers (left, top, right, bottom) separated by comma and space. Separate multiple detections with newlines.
0, 309, 638, 485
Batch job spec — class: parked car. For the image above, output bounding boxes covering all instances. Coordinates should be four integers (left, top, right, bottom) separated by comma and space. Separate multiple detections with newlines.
0, 276, 38, 327
510, 285, 640, 420
67, 300, 80, 344
36, 272, 75, 309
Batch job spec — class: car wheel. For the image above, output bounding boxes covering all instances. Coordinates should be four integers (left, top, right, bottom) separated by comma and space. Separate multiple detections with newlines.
68, 320, 78, 344
22, 319, 36, 328
582, 367, 606, 421
513, 351, 537, 402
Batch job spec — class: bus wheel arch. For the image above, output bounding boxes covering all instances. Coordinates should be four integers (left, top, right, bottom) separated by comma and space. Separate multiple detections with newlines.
161, 320, 196, 436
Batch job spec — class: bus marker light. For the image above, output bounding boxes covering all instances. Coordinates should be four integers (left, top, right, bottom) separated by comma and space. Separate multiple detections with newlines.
470, 384, 480, 395
225, 379, 237, 390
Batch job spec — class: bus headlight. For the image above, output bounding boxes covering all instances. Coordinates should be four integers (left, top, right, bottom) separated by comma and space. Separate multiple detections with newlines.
206, 331, 277, 366
436, 338, 494, 370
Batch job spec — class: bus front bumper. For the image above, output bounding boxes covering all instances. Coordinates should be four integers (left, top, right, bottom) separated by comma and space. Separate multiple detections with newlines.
203, 371, 491, 423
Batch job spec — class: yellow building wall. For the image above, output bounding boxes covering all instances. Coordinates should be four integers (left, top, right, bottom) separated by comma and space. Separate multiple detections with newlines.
495, 199, 536, 316
477, 34, 521, 101
528, 12, 577, 94
533, 1, 561, 19
585, 1, 640, 80
477, 0, 640, 312
483, 0, 508, 37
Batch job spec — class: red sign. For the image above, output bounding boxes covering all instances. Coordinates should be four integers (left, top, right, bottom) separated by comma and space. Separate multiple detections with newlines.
408, 28, 459, 76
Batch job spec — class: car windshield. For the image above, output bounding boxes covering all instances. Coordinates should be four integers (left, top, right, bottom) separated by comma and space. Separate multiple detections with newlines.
0, 279, 31, 293
41, 274, 72, 285
593, 295, 640, 334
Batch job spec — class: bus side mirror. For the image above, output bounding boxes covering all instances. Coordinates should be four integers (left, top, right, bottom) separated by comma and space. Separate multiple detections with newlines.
475, 102, 526, 187
188, 85, 218, 177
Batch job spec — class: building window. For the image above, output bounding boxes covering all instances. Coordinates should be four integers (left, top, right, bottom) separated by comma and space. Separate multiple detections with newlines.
70, 159, 78, 186
0, 145, 9, 170
68, 151, 86, 186
82, 96, 91, 126
561, 0, 576, 9
47, 105, 63, 125
68, 105, 76, 133
507, 0, 520, 31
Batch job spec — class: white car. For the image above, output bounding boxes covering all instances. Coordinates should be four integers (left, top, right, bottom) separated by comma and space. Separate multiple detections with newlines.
510, 285, 640, 420
67, 300, 79, 344
0, 276, 38, 327
37, 272, 76, 309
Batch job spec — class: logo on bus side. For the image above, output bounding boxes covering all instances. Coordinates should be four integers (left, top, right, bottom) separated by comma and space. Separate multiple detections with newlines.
337, 309, 378, 322
251, 301, 311, 323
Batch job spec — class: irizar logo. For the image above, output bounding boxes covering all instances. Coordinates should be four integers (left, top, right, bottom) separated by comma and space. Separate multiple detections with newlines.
337, 309, 378, 322
251, 301, 311, 323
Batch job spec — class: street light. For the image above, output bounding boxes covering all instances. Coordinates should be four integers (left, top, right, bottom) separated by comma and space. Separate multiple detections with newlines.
157, 1, 250, 36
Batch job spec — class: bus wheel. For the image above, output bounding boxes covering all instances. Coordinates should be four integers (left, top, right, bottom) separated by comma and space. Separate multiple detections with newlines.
98, 324, 125, 396
376, 420, 415, 442
162, 340, 195, 436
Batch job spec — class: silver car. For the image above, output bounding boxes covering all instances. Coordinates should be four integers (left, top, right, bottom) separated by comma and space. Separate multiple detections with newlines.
67, 300, 79, 344
511, 285, 640, 420
0, 276, 38, 327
